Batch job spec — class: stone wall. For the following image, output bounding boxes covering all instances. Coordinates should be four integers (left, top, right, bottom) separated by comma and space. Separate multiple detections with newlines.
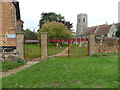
41, 32, 47, 60
95, 37, 119, 53
16, 33, 24, 59
88, 34, 96, 56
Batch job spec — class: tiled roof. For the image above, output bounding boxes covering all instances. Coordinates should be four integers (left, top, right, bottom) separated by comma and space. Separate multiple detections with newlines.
82, 26, 97, 35
81, 23, 120, 36
82, 24, 114, 36
95, 25, 112, 36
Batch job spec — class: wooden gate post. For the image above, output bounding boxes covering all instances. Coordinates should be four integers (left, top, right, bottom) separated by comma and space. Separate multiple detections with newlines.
41, 32, 47, 60
88, 34, 96, 56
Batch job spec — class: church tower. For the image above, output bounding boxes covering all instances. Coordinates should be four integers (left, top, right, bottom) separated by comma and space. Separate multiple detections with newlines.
118, 1, 120, 23
76, 13, 88, 37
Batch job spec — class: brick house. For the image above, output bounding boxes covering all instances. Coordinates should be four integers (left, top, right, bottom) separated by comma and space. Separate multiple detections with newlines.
0, 0, 23, 51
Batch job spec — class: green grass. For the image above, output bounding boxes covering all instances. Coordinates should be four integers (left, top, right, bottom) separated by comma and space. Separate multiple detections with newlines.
2, 54, 118, 88
58, 43, 88, 58
48, 43, 67, 56
0, 77, 1, 89
25, 44, 41, 60
69, 44, 88, 58
1, 62, 25, 72
25, 43, 67, 60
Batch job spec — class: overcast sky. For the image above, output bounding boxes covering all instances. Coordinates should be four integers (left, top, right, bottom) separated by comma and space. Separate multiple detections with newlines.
17, 0, 119, 32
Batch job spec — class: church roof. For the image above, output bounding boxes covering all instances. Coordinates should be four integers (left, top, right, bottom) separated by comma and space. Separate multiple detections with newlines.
82, 26, 97, 35
95, 25, 111, 36
82, 24, 115, 36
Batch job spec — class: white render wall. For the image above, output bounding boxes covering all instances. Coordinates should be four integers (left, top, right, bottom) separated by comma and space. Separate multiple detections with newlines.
108, 24, 117, 37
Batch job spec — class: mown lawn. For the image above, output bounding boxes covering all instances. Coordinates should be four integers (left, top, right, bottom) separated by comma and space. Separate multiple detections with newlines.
25, 43, 67, 60
59, 43, 88, 58
70, 44, 88, 58
48, 43, 68, 56
24, 44, 41, 60
2, 53, 118, 88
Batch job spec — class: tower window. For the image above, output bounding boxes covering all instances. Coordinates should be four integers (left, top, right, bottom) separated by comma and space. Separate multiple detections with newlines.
83, 18, 85, 22
78, 19, 80, 23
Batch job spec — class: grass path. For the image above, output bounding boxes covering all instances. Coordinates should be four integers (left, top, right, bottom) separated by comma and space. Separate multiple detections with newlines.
1, 47, 68, 77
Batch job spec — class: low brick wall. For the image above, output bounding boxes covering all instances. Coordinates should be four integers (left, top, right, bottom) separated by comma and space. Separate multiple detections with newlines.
95, 37, 119, 53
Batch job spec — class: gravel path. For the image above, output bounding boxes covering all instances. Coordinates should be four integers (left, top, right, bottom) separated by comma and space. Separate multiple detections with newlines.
1, 47, 68, 77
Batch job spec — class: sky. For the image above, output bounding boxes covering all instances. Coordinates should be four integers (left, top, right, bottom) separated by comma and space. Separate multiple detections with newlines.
17, 0, 120, 32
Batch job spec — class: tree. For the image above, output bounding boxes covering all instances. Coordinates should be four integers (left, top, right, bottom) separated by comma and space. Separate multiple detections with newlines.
38, 12, 73, 31
24, 29, 38, 39
58, 20, 73, 30
116, 26, 120, 37
39, 12, 64, 28
40, 21, 73, 39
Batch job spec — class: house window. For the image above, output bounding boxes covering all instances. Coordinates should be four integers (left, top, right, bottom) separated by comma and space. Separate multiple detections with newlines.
83, 18, 85, 22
